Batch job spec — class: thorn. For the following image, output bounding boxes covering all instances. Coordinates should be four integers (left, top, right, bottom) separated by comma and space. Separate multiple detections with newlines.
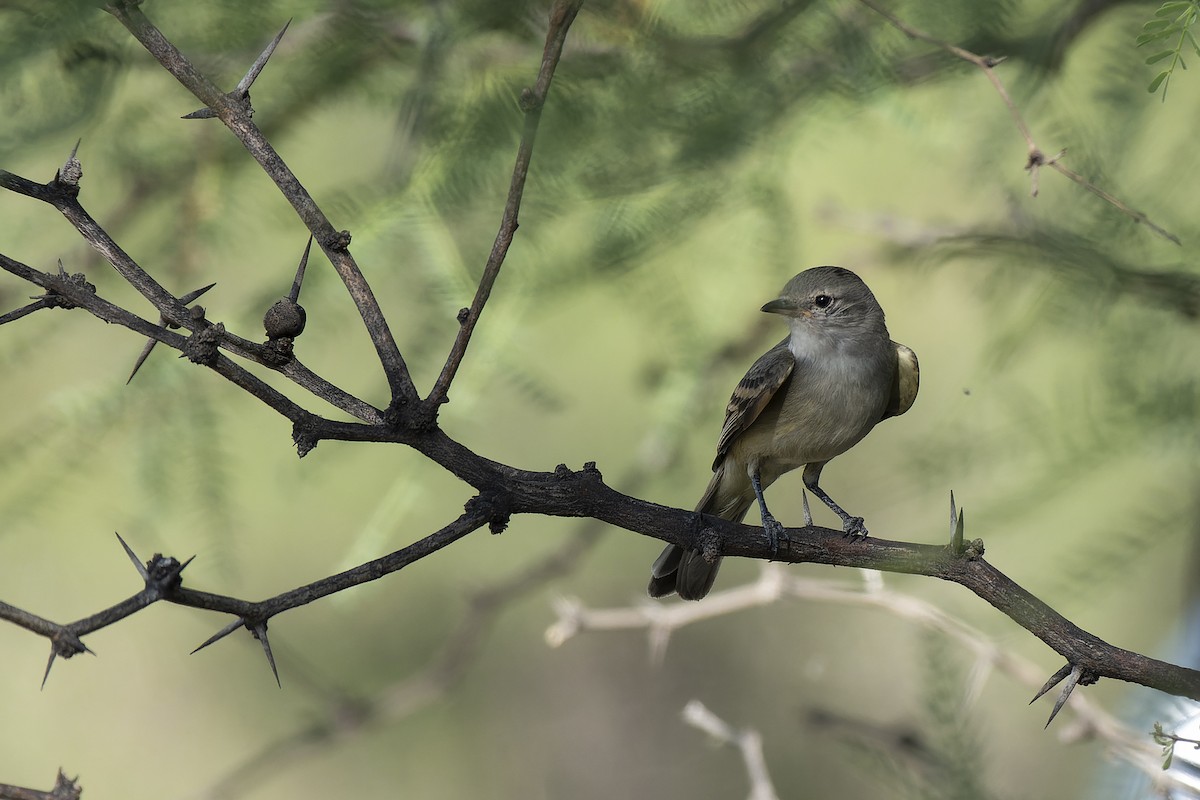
181, 107, 217, 120
178, 282, 217, 305
191, 618, 245, 654
114, 531, 149, 580
56, 141, 83, 186
1044, 665, 1084, 729
289, 236, 312, 303
126, 339, 158, 384
38, 630, 93, 691
801, 489, 813, 527
250, 621, 282, 687
1030, 662, 1073, 705
57, 258, 68, 277
183, 19, 291, 118
125, 283, 216, 384
177, 554, 196, 574
52, 770, 80, 797
236, 19, 291, 95
41, 650, 57, 690
949, 491, 965, 554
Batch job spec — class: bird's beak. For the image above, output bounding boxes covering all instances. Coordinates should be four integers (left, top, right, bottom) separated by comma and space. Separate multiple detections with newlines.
761, 297, 798, 315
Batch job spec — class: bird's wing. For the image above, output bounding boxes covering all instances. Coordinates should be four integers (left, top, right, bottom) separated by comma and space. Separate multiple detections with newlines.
883, 341, 919, 419
711, 339, 794, 471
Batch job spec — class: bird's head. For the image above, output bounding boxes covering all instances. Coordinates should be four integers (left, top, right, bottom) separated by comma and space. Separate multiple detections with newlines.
762, 266, 887, 339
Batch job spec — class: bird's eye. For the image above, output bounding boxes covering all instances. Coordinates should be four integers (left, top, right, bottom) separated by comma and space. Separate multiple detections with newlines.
813, 294, 833, 309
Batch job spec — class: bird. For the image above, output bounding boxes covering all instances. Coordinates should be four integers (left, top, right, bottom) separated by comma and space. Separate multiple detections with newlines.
648, 266, 919, 600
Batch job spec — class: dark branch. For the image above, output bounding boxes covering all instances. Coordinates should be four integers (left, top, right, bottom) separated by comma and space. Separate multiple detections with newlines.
0, 251, 319, 423
0, 769, 81, 800
63, 409, 1200, 702
0, 225, 380, 422
424, 0, 584, 410
103, 2, 419, 406
176, 506, 490, 628
193, 521, 605, 800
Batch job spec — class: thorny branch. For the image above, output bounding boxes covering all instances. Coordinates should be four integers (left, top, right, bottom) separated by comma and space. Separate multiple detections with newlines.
191, 313, 776, 799
858, 0, 1181, 245
104, 1, 419, 405
0, 770, 81, 800
0, 509, 491, 689
3, 441, 1198, 701
0, 1, 586, 692
191, 524, 605, 800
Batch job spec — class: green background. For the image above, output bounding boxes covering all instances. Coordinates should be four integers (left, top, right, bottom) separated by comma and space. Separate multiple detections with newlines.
0, 1, 1197, 798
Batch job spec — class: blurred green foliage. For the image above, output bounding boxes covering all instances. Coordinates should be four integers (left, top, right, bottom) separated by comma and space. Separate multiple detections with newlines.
0, 1, 1197, 798
1138, 1, 1200, 97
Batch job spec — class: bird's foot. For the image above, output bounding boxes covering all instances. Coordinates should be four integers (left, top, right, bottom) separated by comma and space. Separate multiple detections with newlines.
840, 515, 868, 539
762, 513, 789, 558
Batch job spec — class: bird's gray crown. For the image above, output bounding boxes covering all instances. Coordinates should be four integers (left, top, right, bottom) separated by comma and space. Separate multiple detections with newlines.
765, 266, 887, 336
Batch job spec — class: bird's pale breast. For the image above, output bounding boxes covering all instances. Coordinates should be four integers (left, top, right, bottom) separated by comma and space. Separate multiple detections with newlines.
730, 343, 893, 484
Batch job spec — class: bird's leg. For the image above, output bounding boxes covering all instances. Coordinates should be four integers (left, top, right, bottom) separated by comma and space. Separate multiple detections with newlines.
750, 469, 787, 557
802, 462, 867, 537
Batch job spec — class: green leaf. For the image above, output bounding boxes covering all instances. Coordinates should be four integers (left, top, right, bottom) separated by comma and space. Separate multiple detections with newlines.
1157, 2, 1193, 17
1142, 17, 1176, 31
1146, 49, 1176, 64
1149, 70, 1171, 92
1137, 30, 1176, 46
1163, 747, 1174, 770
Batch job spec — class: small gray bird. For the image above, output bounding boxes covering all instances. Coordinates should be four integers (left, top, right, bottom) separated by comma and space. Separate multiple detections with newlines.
648, 266, 919, 600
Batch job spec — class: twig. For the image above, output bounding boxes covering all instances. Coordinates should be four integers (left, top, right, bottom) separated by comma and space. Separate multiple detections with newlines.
549, 567, 1184, 794
189, 524, 605, 800
0, 298, 53, 326
177, 506, 491, 627
424, 0, 585, 410
0, 251, 365, 423
858, 0, 1180, 246
0, 168, 187, 313
258, 419, 1200, 704
188, 319, 772, 799
103, 3, 419, 405
0, 179, 383, 423
0, 507, 492, 691
0, 770, 81, 800
1046, 158, 1180, 244
682, 700, 780, 800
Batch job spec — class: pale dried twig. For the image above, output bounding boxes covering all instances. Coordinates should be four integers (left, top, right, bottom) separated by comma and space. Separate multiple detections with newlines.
682, 700, 780, 800
549, 565, 1183, 794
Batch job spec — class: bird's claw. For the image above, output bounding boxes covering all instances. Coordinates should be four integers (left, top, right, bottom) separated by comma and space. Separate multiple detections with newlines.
762, 514, 789, 559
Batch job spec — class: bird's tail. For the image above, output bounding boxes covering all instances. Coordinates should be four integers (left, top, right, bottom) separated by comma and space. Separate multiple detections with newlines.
647, 462, 754, 600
